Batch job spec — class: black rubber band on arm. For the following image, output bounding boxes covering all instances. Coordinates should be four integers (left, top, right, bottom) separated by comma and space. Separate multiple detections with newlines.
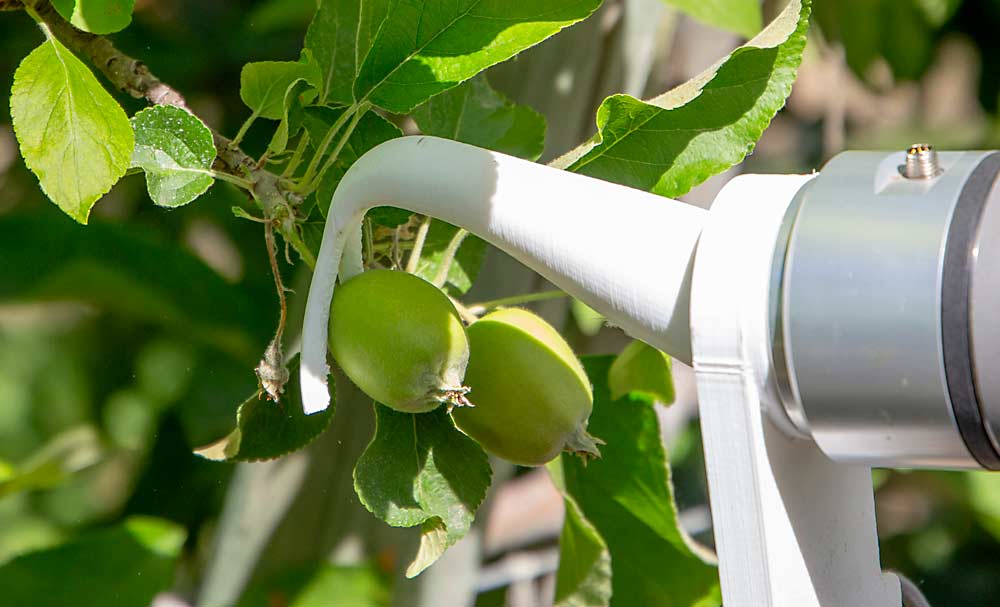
942, 152, 1000, 470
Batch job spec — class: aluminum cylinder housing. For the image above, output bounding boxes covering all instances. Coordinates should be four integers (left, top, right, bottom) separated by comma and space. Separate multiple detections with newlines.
779, 150, 1000, 469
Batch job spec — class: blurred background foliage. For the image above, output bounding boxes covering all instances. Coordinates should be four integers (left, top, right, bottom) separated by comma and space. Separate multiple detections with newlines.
3, 0, 1000, 605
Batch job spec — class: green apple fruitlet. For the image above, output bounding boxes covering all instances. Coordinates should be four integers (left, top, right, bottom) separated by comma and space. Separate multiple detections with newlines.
329, 269, 471, 413
452, 307, 602, 466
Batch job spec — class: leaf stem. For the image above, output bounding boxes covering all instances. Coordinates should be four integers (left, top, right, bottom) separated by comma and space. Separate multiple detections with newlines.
432, 229, 469, 287
449, 296, 480, 325
302, 102, 370, 195
466, 290, 568, 315
210, 170, 254, 189
22, 1, 42, 23
281, 225, 317, 270
405, 216, 431, 273
363, 217, 375, 269
296, 103, 358, 190
230, 111, 258, 149
256, 220, 290, 402
281, 132, 310, 179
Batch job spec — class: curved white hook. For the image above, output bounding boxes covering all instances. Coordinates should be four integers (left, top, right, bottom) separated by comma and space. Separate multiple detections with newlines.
300, 136, 707, 414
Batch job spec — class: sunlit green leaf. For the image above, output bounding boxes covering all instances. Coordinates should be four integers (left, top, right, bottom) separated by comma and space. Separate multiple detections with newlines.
661, 0, 761, 38
571, 300, 605, 337
354, 404, 491, 577
130, 105, 217, 208
354, 0, 603, 113
0, 516, 185, 607
554, 0, 810, 199
553, 356, 720, 606
412, 75, 546, 160
608, 341, 675, 404
51, 0, 135, 34
10, 31, 134, 223
194, 356, 334, 462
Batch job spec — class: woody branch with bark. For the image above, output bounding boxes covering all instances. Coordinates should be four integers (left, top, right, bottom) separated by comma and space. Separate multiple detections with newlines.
7, 0, 307, 398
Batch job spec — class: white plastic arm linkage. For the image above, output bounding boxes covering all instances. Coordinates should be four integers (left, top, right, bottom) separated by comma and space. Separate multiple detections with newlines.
300, 136, 707, 413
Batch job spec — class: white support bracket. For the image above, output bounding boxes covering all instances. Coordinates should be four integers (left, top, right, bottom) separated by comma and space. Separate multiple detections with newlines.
301, 137, 915, 605
690, 174, 903, 607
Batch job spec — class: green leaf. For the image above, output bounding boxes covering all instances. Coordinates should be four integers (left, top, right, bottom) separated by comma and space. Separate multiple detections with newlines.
354, 404, 491, 578
246, 0, 316, 33
661, 0, 761, 38
237, 563, 391, 607
0, 427, 102, 499
354, 0, 603, 113
10, 31, 134, 224
50, 0, 135, 34
814, 0, 950, 83
304, 0, 392, 106
548, 471, 613, 607
0, 213, 271, 361
412, 75, 546, 160
608, 340, 675, 404
302, 106, 402, 216
0, 516, 186, 607
130, 105, 217, 208
554, 0, 810, 199
571, 299, 605, 337
194, 356, 335, 462
553, 356, 720, 606
413, 220, 487, 296
240, 52, 322, 120
268, 79, 311, 155
967, 471, 1000, 542
368, 206, 415, 229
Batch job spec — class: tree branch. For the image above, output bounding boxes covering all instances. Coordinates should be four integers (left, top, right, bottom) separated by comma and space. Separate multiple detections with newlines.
18, 0, 298, 225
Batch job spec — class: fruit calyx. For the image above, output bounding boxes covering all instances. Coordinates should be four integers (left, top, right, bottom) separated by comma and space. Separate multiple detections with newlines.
435, 385, 473, 412
564, 424, 604, 463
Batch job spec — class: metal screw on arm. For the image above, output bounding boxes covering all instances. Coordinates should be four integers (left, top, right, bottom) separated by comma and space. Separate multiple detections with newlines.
900, 143, 944, 179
